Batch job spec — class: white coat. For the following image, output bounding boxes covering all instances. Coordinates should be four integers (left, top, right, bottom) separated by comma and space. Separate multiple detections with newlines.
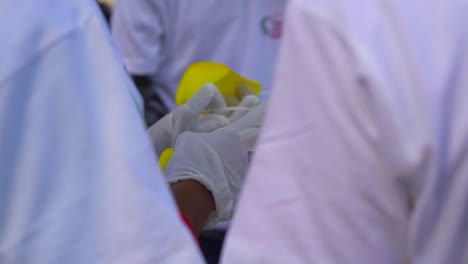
111, 0, 287, 110
222, 0, 468, 263
0, 1, 203, 263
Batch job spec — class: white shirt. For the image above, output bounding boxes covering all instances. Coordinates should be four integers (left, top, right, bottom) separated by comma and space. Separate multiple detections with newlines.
222, 0, 468, 263
0, 1, 203, 263
111, 0, 287, 110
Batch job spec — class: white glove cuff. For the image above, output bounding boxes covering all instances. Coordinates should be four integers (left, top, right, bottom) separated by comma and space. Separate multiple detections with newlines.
166, 171, 233, 227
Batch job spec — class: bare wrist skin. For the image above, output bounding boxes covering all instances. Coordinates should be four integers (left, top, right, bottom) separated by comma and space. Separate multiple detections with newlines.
171, 180, 216, 236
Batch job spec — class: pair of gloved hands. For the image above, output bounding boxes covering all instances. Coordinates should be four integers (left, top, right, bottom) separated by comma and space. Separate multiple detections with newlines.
148, 84, 265, 226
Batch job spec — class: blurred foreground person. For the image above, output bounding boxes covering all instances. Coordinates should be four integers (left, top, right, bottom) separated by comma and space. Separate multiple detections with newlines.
0, 0, 257, 263
222, 0, 468, 263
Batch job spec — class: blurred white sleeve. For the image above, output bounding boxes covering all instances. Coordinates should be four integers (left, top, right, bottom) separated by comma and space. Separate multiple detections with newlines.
222, 1, 413, 263
0, 8, 203, 264
111, 0, 168, 75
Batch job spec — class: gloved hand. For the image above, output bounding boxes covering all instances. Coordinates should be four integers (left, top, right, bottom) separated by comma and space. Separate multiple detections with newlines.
204, 83, 260, 123
148, 84, 230, 156
164, 102, 267, 226
165, 128, 248, 226
148, 83, 260, 157
229, 102, 266, 155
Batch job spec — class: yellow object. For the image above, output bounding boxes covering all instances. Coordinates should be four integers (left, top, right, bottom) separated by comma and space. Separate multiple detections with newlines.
159, 148, 174, 172
176, 62, 261, 105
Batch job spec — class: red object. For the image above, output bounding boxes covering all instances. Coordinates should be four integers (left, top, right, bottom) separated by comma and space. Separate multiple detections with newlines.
180, 212, 198, 243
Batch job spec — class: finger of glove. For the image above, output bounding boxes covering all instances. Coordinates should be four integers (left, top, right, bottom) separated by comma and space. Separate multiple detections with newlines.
171, 106, 202, 145
199, 114, 230, 132
223, 94, 240, 107
229, 102, 266, 133
228, 95, 259, 123
147, 113, 174, 156
236, 83, 255, 99
205, 86, 228, 115
185, 83, 217, 114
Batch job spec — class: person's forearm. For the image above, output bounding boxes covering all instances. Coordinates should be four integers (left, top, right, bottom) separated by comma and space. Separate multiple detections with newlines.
171, 180, 215, 236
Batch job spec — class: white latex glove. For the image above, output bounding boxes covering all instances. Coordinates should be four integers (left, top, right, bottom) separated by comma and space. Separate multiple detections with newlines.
164, 102, 267, 226
148, 84, 229, 156
165, 128, 248, 226
229, 102, 267, 155
204, 84, 260, 124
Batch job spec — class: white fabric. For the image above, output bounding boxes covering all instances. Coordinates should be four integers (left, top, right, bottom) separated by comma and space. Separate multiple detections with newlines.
0, 1, 203, 263
111, 0, 287, 110
222, 0, 468, 263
